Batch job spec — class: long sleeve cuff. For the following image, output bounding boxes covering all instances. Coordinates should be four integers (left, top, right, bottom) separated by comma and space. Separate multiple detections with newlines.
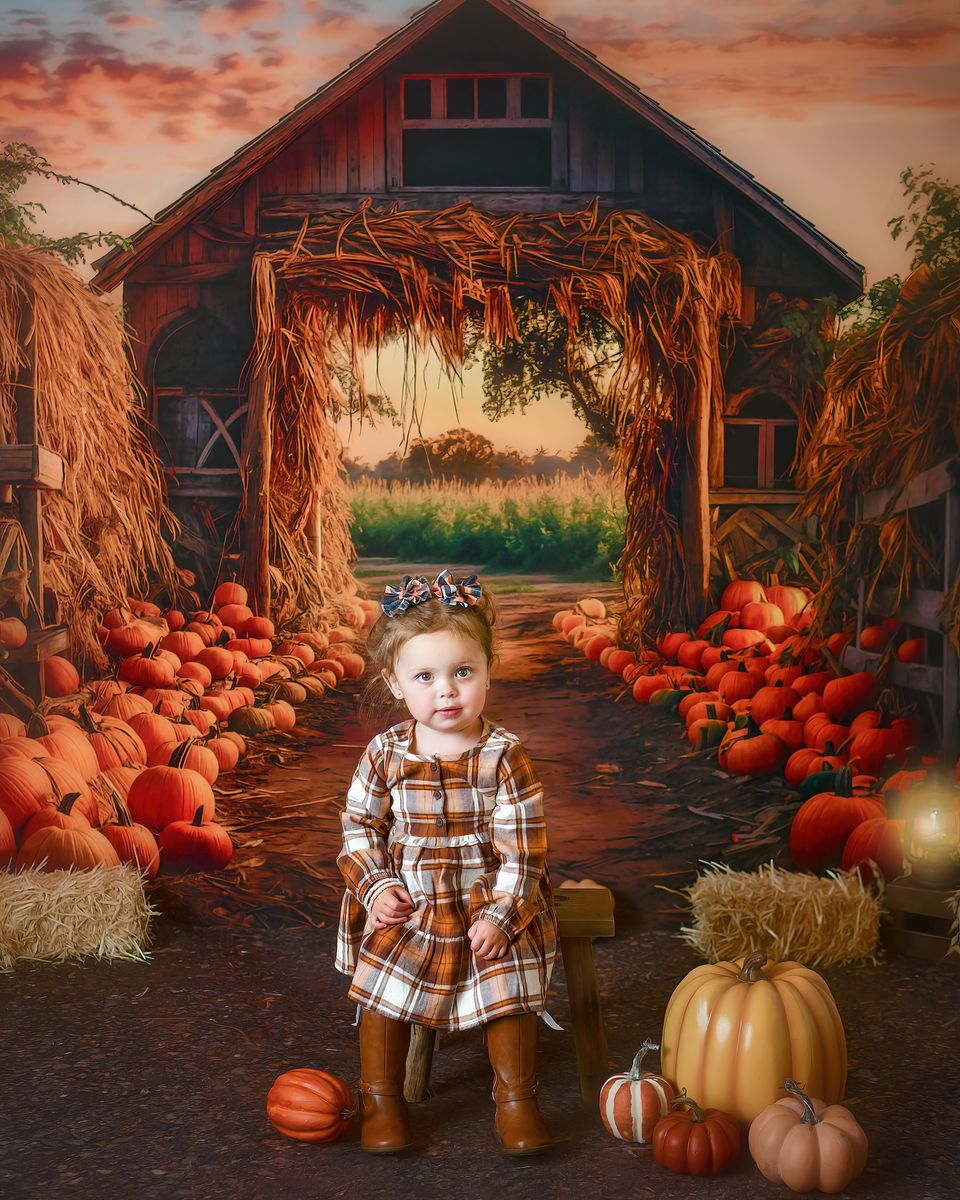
357, 872, 404, 911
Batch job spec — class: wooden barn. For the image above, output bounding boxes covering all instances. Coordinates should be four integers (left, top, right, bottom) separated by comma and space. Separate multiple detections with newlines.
90, 0, 864, 628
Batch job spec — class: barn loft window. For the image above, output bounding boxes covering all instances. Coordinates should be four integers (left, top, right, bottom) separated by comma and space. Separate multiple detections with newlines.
401, 74, 552, 188
722, 395, 799, 490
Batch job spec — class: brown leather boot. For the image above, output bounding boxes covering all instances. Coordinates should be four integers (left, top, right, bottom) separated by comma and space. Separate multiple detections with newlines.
486, 1012, 551, 1155
358, 1009, 413, 1153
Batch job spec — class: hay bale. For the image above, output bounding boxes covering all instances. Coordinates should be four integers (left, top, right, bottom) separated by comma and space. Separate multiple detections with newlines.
0, 865, 155, 971
668, 861, 883, 967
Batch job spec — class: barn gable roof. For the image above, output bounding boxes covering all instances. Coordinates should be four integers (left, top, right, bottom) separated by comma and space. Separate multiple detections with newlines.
91, 0, 863, 297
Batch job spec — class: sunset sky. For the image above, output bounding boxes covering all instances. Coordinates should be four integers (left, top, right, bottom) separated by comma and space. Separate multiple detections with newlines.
3, 0, 959, 462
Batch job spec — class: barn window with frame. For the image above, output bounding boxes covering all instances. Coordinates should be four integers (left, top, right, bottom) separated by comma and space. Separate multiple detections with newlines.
400, 73, 553, 188
722, 395, 799, 490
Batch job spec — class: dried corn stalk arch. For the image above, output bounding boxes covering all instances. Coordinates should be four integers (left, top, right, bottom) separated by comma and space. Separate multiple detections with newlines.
243, 199, 741, 644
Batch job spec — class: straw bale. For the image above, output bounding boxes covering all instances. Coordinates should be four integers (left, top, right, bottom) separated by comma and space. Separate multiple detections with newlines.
0, 864, 155, 971
249, 200, 741, 638
0, 247, 181, 667
667, 861, 883, 967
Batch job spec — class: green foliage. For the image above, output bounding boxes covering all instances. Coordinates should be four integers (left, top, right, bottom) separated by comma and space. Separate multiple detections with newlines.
0, 142, 145, 265
465, 303, 621, 445
349, 475, 625, 580
839, 164, 960, 335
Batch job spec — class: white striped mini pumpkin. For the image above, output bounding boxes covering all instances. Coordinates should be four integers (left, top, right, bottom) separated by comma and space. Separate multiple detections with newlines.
599, 1040, 675, 1144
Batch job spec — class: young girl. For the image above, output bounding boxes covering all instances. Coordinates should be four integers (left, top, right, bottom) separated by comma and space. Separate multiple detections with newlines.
335, 568, 558, 1157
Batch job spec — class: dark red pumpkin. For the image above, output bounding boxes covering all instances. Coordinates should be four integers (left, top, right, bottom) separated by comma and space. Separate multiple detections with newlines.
822, 672, 879, 722
841, 816, 905, 882
750, 682, 801, 726
719, 717, 789, 777
159, 804, 233, 872
790, 768, 885, 871
652, 1095, 741, 1176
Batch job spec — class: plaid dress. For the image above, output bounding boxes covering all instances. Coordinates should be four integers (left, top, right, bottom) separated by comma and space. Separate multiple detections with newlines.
335, 716, 558, 1032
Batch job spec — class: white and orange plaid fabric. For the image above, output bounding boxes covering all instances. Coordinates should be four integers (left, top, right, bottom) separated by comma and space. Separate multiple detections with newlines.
335, 716, 558, 1032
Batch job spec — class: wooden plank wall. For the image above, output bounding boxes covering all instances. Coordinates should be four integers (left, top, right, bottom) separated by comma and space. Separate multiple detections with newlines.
261, 76, 387, 197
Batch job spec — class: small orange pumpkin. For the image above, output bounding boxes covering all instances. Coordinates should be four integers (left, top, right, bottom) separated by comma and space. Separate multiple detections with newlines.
266, 1068, 356, 1142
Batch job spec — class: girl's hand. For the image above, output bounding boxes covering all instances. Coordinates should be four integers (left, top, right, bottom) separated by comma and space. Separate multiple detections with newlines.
370, 886, 415, 929
468, 919, 510, 961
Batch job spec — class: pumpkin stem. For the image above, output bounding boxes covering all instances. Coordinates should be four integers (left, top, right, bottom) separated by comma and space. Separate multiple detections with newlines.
26, 710, 49, 739
77, 703, 98, 733
60, 792, 82, 816
110, 793, 133, 827
784, 1079, 820, 1125
671, 1093, 706, 1123
169, 739, 193, 771
628, 1039, 659, 1080
739, 952, 768, 982
191, 805, 206, 827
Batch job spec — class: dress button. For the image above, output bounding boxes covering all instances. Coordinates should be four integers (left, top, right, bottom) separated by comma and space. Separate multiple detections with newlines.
432, 763, 440, 775
433, 790, 443, 800
435, 817, 444, 826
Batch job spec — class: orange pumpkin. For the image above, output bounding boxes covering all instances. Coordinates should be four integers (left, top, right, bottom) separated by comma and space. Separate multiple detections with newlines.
100, 796, 160, 879
841, 815, 905, 881
740, 601, 786, 633
127, 745, 216, 832
42, 655, 81, 697
266, 1068, 356, 1143
790, 768, 885, 870
0, 616, 28, 649
16, 822, 121, 871
720, 580, 766, 611
213, 581, 248, 608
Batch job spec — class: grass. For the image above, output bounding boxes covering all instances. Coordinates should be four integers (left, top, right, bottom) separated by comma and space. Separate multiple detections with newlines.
347, 473, 625, 581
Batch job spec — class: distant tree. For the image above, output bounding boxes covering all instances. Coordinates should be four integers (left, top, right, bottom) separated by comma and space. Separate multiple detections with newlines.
400, 427, 497, 483
567, 433, 615, 474
491, 446, 533, 480
0, 141, 147, 265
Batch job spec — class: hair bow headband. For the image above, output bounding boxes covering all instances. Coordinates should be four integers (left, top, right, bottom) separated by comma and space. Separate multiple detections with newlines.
379, 569, 482, 617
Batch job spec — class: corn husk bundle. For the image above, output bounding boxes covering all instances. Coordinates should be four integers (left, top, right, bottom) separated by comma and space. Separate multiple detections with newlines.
250, 199, 741, 639
794, 261, 960, 647
0, 248, 181, 667
0, 863, 155, 971
667, 861, 883, 967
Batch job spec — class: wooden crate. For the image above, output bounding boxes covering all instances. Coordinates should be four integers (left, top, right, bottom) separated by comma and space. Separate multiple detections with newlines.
882, 879, 959, 963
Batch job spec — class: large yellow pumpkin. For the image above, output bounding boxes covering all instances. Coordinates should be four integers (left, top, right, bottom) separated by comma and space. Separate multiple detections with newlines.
660, 953, 846, 1126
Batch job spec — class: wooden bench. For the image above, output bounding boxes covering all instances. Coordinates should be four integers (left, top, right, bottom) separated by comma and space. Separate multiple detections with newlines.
403, 884, 615, 1106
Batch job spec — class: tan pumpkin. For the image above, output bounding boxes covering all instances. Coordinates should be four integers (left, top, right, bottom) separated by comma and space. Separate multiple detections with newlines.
748, 1079, 868, 1193
661, 954, 847, 1127
228, 705, 275, 736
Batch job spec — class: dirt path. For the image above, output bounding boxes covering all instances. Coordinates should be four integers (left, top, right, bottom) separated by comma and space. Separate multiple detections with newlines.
155, 563, 790, 935
3, 567, 958, 1199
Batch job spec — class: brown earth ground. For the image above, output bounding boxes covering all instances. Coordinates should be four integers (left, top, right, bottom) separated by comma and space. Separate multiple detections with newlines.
2, 564, 958, 1200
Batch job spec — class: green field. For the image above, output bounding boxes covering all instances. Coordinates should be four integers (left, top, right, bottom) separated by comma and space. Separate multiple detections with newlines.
348, 473, 625, 580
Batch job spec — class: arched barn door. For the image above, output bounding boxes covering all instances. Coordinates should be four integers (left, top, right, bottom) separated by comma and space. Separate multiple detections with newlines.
151, 311, 249, 577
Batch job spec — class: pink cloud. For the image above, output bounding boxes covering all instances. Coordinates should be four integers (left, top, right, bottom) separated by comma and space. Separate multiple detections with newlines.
199, 0, 286, 38
106, 12, 162, 30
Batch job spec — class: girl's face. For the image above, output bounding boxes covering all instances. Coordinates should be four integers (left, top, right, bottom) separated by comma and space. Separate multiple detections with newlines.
383, 628, 490, 740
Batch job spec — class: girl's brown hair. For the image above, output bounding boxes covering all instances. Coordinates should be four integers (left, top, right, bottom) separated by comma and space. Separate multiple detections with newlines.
360, 582, 498, 721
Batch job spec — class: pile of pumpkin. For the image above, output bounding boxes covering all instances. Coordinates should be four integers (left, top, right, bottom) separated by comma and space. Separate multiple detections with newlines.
0, 582, 378, 878
595, 953, 866, 1191
554, 583, 960, 881
265, 952, 867, 1193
